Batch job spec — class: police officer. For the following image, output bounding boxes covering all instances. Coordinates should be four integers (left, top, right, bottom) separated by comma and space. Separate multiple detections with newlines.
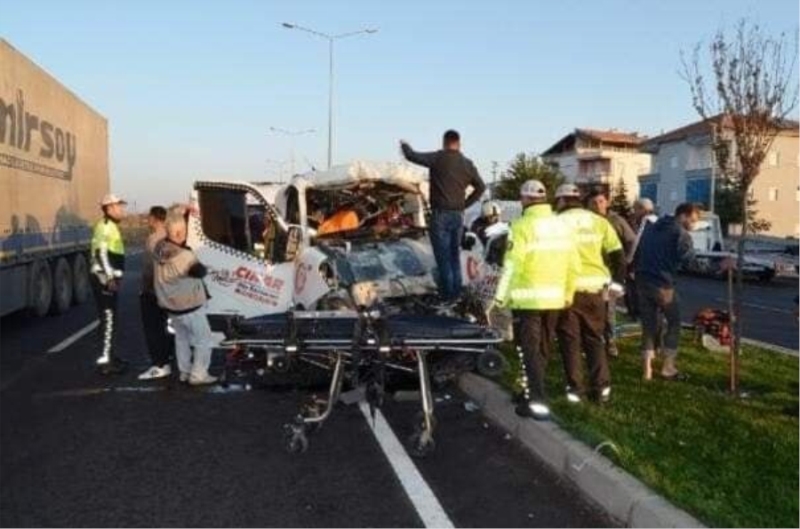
471, 200, 501, 246
91, 193, 128, 374
494, 180, 581, 421
554, 184, 625, 404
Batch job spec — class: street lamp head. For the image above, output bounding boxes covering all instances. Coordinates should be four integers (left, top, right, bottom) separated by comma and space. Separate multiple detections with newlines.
365, 28, 378, 34
282, 23, 295, 29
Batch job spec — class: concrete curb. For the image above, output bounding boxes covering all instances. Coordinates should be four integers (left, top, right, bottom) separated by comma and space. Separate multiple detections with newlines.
458, 373, 706, 528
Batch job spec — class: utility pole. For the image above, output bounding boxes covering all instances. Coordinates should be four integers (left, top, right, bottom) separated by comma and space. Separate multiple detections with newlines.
491, 161, 499, 198
269, 127, 315, 178
282, 23, 378, 168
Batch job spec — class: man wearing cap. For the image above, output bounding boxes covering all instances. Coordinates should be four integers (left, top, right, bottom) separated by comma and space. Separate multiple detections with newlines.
400, 130, 486, 303
555, 184, 625, 404
90, 193, 128, 374
494, 180, 580, 421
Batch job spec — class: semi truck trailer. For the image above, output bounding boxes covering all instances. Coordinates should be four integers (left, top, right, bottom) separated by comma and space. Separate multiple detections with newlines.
0, 39, 109, 317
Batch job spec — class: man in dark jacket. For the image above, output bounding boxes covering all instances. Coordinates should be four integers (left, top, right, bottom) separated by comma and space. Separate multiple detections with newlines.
635, 202, 700, 380
586, 189, 636, 357
400, 130, 486, 302
138, 206, 174, 380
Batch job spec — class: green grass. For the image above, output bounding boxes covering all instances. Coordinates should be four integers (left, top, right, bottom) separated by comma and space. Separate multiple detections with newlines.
499, 334, 799, 528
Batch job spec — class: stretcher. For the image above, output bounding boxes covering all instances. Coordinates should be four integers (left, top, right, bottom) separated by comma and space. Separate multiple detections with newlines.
218, 309, 504, 457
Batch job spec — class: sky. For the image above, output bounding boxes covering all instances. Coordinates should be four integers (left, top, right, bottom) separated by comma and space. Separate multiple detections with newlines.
2, 0, 797, 209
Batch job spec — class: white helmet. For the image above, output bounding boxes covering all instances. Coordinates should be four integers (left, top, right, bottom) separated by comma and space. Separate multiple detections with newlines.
481, 200, 501, 218
520, 180, 546, 199
555, 183, 581, 199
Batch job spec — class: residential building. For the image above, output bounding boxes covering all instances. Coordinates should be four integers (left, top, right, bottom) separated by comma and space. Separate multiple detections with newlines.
541, 129, 652, 200
639, 116, 799, 238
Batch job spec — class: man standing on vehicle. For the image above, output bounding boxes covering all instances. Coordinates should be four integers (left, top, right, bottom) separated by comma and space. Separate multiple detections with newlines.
636, 202, 700, 380
555, 184, 625, 404
494, 180, 580, 421
138, 206, 174, 380
400, 130, 486, 303
585, 189, 636, 357
90, 193, 128, 374
153, 208, 217, 385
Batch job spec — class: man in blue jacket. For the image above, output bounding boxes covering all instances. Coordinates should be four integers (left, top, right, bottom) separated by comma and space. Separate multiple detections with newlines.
635, 202, 700, 380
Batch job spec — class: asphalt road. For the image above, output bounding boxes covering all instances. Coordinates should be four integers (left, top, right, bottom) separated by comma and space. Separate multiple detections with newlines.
0, 257, 613, 528
675, 274, 798, 350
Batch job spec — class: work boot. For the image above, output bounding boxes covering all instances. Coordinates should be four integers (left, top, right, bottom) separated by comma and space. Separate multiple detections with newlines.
591, 386, 611, 405
98, 358, 128, 376
515, 401, 550, 421
565, 386, 583, 404
642, 350, 655, 381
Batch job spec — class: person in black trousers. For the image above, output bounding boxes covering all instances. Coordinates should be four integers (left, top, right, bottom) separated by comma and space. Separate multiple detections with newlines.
137, 206, 174, 380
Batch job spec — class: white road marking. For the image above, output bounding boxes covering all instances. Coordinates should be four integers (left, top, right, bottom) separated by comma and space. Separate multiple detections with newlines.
47, 320, 100, 353
741, 338, 798, 356
359, 403, 454, 529
713, 297, 792, 314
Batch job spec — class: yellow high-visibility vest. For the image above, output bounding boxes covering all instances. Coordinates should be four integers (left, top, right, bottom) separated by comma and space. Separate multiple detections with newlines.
495, 204, 581, 310
558, 208, 622, 293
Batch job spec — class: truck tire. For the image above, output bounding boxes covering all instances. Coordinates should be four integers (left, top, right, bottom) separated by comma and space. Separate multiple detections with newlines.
51, 257, 73, 314
72, 253, 91, 305
28, 260, 53, 317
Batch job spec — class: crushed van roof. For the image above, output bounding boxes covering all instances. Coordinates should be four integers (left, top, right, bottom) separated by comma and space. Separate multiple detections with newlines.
295, 161, 428, 190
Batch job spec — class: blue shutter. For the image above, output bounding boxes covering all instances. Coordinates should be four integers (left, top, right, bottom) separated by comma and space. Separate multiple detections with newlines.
686, 179, 711, 207
640, 182, 658, 201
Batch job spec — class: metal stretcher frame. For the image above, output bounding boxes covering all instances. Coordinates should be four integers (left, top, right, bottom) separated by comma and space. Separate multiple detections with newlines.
218, 309, 503, 457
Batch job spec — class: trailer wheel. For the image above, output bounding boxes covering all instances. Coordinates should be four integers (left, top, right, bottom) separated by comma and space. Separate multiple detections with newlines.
51, 257, 73, 314
72, 253, 91, 305
28, 260, 53, 318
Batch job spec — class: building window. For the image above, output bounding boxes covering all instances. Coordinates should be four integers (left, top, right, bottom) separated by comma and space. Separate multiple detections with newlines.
768, 150, 780, 167
640, 182, 658, 202
670, 156, 678, 169
768, 187, 779, 201
686, 178, 711, 208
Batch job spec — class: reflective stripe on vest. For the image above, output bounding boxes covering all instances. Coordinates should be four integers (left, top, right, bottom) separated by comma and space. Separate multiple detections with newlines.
525, 239, 574, 252
510, 286, 565, 301
575, 275, 609, 292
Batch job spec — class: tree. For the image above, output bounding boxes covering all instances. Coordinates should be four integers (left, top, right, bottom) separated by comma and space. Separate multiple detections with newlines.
714, 178, 772, 236
493, 153, 565, 203
610, 177, 632, 219
681, 19, 798, 393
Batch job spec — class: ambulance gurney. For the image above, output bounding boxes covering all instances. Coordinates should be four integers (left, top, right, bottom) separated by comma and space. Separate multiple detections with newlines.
218, 309, 503, 457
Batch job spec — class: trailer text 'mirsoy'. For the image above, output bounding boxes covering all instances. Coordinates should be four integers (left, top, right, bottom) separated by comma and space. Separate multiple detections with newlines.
0, 89, 77, 180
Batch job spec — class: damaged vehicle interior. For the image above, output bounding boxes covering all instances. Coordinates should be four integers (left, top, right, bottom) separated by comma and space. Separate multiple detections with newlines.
193, 167, 504, 457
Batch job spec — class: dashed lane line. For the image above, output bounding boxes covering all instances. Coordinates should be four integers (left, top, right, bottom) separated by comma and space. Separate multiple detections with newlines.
47, 320, 100, 353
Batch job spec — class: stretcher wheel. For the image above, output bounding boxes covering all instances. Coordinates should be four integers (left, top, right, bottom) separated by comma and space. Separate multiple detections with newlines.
413, 411, 437, 432
406, 430, 436, 458
477, 349, 506, 378
283, 424, 309, 454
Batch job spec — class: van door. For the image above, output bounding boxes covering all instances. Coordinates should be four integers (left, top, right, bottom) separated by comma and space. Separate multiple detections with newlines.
189, 182, 296, 322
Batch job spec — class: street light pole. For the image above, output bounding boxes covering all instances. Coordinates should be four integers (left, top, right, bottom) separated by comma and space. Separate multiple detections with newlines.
269, 127, 316, 177
282, 23, 378, 169
328, 38, 334, 170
